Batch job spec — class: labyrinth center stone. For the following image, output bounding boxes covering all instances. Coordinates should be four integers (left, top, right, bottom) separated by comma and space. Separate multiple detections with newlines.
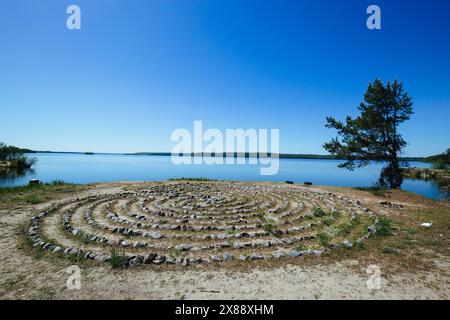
28, 181, 378, 267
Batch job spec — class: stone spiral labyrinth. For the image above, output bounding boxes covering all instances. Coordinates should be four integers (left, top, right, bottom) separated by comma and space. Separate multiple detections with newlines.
28, 182, 379, 267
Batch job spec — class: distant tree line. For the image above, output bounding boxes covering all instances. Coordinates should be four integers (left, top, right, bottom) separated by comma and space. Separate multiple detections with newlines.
426, 149, 450, 169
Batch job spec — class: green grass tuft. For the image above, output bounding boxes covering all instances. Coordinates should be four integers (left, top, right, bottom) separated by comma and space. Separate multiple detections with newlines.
354, 186, 387, 197
317, 232, 330, 247
382, 246, 399, 254
338, 223, 352, 236
108, 249, 128, 269
312, 207, 326, 217
377, 217, 393, 236
263, 223, 274, 234
24, 194, 45, 204
322, 218, 334, 226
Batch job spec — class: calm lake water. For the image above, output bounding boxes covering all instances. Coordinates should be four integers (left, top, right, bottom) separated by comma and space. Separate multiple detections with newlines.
0, 153, 447, 200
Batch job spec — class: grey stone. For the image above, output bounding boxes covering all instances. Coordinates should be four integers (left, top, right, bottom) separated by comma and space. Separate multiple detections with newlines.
222, 253, 234, 261
144, 253, 157, 264
149, 231, 163, 239
191, 257, 202, 264
133, 241, 147, 248
250, 253, 264, 260
153, 255, 166, 265
218, 241, 231, 248
165, 256, 176, 264
271, 251, 286, 258
367, 225, 377, 234
288, 250, 301, 257
175, 243, 192, 251
53, 246, 62, 253
176, 258, 189, 267
342, 239, 353, 248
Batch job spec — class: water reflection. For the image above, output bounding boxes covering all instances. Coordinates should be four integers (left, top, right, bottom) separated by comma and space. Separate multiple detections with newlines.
0, 167, 35, 180
406, 177, 449, 200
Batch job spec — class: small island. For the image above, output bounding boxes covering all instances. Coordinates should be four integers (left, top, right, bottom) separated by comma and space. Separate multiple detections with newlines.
403, 149, 450, 192
0, 142, 36, 174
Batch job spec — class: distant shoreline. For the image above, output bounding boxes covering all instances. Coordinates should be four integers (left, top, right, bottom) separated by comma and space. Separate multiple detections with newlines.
28, 150, 429, 162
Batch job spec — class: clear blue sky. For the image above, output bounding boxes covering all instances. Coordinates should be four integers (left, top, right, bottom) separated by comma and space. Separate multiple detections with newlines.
1, 0, 449, 156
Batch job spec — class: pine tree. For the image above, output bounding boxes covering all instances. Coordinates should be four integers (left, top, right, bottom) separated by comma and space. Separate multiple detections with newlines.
323, 79, 413, 189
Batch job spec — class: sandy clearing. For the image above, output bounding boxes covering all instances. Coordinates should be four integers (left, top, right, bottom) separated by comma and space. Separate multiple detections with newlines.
0, 181, 449, 300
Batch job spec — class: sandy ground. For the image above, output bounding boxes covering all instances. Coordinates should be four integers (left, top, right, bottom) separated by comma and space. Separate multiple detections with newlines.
0, 182, 449, 300
57, 259, 450, 299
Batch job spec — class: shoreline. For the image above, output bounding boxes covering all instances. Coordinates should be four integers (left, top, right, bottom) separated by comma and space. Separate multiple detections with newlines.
2, 177, 449, 201
403, 167, 450, 193
26, 151, 431, 163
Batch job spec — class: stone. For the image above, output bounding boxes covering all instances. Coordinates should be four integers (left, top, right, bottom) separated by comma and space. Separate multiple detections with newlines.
271, 251, 285, 258
145, 253, 157, 264
222, 253, 234, 261
342, 240, 353, 248
98, 255, 111, 262
250, 253, 264, 260
176, 258, 189, 267
149, 231, 163, 239
175, 243, 192, 251
210, 255, 221, 262
53, 246, 62, 253
218, 241, 231, 248
233, 243, 245, 249
165, 256, 176, 264
367, 225, 377, 234
133, 241, 147, 248
288, 250, 301, 257
153, 255, 166, 265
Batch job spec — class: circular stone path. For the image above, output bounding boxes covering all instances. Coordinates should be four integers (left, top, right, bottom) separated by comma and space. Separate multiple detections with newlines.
27, 182, 379, 267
